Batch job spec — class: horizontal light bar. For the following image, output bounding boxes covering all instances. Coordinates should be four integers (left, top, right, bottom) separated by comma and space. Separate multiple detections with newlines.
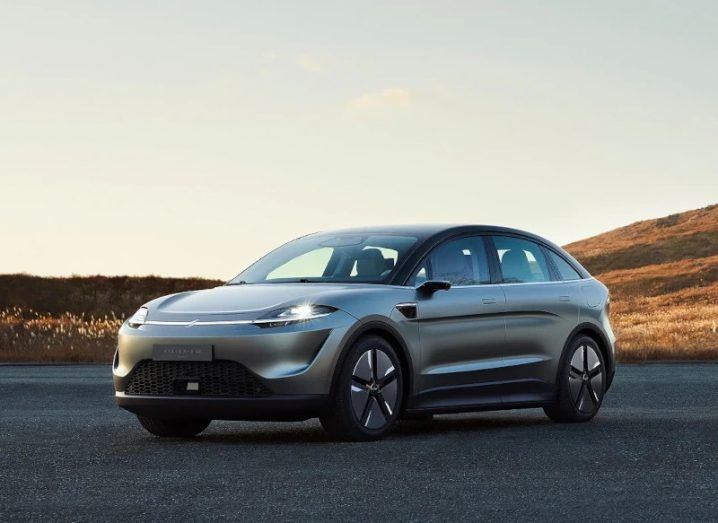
142, 313, 331, 327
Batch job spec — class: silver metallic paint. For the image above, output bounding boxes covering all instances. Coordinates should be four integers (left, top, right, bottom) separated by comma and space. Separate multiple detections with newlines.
114, 228, 615, 420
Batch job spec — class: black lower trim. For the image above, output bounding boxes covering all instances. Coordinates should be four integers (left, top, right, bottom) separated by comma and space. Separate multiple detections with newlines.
403, 399, 552, 416
408, 378, 555, 411
116, 394, 330, 421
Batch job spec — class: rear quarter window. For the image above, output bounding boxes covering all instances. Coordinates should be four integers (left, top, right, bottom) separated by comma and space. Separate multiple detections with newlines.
547, 251, 582, 281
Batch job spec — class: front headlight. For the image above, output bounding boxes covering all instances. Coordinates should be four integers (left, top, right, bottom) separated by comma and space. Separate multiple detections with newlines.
128, 307, 148, 328
254, 304, 336, 328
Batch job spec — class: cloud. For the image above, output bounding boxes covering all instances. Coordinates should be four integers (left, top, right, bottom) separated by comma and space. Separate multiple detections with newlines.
297, 54, 322, 73
346, 88, 413, 112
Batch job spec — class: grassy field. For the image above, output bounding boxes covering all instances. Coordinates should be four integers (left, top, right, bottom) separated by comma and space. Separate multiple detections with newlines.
0, 275, 221, 363
610, 303, 718, 361
0, 205, 716, 362
0, 308, 122, 363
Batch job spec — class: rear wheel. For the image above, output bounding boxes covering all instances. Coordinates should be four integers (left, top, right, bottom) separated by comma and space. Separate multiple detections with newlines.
544, 336, 606, 422
137, 416, 211, 437
320, 335, 403, 441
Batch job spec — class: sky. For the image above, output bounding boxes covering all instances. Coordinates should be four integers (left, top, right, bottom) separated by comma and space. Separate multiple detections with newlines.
1, 0, 717, 280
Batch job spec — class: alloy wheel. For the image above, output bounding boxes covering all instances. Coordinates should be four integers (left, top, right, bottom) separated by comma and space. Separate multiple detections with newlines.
569, 344, 604, 413
350, 348, 399, 429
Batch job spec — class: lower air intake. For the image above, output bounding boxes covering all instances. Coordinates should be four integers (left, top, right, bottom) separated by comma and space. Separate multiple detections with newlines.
125, 360, 272, 397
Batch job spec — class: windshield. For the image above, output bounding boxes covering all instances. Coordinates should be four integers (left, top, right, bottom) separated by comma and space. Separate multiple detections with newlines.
229, 233, 419, 284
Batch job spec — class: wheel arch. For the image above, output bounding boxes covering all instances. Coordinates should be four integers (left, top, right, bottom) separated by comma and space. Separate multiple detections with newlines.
329, 318, 415, 413
558, 322, 615, 390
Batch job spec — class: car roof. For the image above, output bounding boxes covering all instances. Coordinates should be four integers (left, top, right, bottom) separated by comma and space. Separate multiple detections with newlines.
309, 224, 456, 238
310, 224, 555, 244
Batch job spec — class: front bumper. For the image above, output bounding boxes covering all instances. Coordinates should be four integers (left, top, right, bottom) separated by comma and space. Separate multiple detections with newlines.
113, 311, 356, 419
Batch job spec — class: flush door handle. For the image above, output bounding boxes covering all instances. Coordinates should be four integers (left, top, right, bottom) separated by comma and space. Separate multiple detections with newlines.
482, 298, 496, 304
559, 295, 571, 302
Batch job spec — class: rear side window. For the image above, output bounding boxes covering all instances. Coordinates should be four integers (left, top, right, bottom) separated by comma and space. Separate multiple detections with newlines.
547, 250, 582, 281
490, 236, 551, 283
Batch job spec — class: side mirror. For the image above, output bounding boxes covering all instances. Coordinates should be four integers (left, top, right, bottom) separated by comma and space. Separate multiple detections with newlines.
416, 280, 452, 294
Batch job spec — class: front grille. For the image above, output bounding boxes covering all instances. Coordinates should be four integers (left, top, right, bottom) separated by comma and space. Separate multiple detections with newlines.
125, 360, 272, 397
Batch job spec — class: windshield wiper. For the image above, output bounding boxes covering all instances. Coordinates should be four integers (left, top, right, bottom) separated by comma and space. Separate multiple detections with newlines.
226, 280, 247, 286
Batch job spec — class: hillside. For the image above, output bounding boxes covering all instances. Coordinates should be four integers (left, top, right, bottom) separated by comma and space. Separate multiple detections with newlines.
566, 204, 718, 274
565, 204, 718, 360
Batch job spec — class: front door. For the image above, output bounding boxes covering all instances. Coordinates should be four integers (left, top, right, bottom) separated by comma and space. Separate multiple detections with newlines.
412, 236, 507, 409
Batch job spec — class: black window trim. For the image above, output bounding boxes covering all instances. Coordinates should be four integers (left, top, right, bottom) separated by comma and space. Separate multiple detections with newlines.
540, 245, 562, 281
483, 235, 502, 284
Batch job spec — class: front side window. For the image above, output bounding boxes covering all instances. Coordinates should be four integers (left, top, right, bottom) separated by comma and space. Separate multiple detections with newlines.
411, 236, 490, 286
411, 262, 429, 286
491, 236, 551, 283
230, 233, 418, 284
547, 250, 582, 281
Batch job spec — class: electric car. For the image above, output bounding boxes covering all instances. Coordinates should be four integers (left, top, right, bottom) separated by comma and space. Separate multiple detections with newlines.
114, 225, 615, 441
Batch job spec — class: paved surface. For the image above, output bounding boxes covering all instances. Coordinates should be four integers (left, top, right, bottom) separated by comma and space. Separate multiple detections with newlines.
1, 364, 717, 521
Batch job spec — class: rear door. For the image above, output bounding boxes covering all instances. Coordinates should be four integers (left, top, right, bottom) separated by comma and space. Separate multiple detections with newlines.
488, 235, 580, 404
413, 235, 507, 409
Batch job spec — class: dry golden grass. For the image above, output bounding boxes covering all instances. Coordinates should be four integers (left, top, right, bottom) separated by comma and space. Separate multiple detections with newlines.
607, 277, 718, 362
611, 302, 718, 361
0, 308, 122, 363
598, 255, 718, 293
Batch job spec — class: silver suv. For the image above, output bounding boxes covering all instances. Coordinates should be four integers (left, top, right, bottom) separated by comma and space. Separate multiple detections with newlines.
114, 225, 615, 441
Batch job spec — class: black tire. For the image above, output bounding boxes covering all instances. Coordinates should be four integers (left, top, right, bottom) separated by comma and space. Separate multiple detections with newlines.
544, 335, 606, 422
320, 335, 404, 441
137, 416, 211, 437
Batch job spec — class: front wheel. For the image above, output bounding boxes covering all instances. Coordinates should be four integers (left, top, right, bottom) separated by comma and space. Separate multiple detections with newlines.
544, 336, 606, 422
137, 416, 211, 437
320, 335, 403, 441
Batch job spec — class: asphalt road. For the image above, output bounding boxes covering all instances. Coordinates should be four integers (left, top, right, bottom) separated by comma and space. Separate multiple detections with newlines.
1, 364, 717, 521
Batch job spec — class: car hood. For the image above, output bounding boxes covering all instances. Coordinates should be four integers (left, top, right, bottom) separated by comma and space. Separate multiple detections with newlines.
144, 283, 407, 322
